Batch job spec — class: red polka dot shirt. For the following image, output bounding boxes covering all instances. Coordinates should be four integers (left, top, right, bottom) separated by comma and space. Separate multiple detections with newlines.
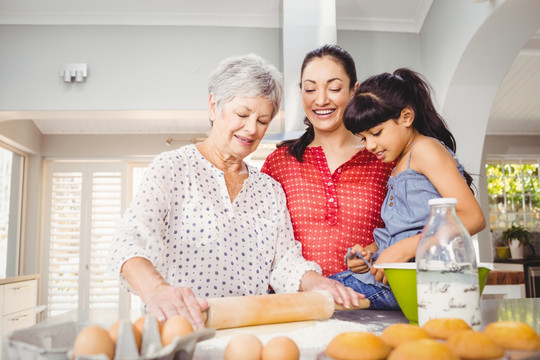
261, 146, 394, 276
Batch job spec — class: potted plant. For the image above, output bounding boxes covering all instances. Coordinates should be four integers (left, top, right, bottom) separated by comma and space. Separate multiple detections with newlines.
502, 223, 531, 259
494, 241, 510, 260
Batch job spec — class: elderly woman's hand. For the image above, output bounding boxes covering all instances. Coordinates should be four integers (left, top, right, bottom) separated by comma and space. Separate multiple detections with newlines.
120, 257, 209, 330
299, 271, 365, 309
144, 285, 209, 331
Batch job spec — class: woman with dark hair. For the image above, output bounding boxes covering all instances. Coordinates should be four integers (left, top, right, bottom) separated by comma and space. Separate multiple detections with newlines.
336, 68, 486, 308
261, 45, 394, 306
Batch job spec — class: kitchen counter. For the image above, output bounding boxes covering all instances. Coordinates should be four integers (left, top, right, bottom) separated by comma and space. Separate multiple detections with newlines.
481, 297, 540, 333
495, 258, 540, 297
6, 298, 540, 360
194, 298, 540, 359
0, 274, 38, 286
330, 297, 539, 333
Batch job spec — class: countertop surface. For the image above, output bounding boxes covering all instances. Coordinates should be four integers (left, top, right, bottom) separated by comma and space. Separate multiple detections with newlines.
6, 297, 540, 360
0, 274, 39, 286
193, 298, 540, 359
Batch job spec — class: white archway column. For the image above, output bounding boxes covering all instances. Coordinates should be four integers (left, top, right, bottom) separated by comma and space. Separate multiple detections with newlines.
443, 0, 540, 175
281, 0, 336, 137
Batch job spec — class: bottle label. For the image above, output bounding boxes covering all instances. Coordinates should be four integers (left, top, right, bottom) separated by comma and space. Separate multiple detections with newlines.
417, 270, 481, 330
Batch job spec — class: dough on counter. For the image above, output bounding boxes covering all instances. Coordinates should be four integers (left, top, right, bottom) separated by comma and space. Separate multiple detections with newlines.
388, 338, 459, 360
325, 332, 391, 360
484, 321, 540, 351
447, 330, 505, 360
421, 317, 471, 340
380, 323, 430, 348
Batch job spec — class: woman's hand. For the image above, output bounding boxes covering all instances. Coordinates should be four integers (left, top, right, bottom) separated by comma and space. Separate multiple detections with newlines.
120, 257, 209, 330
299, 271, 365, 309
144, 285, 209, 330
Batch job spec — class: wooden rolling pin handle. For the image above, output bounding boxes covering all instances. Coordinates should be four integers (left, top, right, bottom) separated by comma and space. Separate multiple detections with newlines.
334, 298, 370, 311
202, 291, 370, 330
204, 291, 334, 330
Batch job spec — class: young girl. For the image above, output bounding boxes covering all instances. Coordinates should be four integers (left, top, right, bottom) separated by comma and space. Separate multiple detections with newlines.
331, 68, 486, 309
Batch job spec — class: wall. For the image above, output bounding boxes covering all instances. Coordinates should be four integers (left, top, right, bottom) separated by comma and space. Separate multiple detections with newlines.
1, 3, 539, 272
0, 25, 426, 114
339, 30, 421, 79
0, 24, 425, 276
0, 25, 281, 112
0, 120, 42, 154
483, 135, 540, 156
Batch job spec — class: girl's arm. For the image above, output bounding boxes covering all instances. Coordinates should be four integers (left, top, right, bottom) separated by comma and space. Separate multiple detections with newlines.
371, 138, 486, 284
412, 138, 486, 235
371, 235, 421, 284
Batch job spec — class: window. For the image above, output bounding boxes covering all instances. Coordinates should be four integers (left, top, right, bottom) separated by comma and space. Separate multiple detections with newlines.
44, 162, 128, 317
0, 143, 25, 279
44, 160, 150, 318
486, 158, 540, 231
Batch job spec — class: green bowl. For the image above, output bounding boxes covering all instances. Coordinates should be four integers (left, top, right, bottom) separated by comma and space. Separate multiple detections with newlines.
375, 262, 493, 325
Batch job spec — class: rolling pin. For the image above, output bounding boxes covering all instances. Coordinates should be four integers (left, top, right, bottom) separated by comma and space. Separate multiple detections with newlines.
203, 291, 370, 329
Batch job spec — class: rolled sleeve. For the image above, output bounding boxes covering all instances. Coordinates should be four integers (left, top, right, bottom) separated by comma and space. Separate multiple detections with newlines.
109, 160, 172, 291
268, 187, 322, 293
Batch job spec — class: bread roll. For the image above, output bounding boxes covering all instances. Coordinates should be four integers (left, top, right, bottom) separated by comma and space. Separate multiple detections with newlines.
447, 330, 505, 359
484, 321, 540, 351
388, 338, 459, 360
421, 317, 471, 340
381, 323, 430, 348
326, 332, 391, 360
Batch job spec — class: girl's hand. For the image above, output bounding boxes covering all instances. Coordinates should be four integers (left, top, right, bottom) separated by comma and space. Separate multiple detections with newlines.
346, 245, 372, 274
371, 236, 418, 284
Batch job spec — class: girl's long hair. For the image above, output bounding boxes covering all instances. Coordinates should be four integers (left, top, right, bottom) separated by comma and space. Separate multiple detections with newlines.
278, 44, 357, 161
343, 68, 475, 191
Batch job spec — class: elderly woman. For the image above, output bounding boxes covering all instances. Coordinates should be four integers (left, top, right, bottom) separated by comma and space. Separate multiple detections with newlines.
110, 54, 364, 330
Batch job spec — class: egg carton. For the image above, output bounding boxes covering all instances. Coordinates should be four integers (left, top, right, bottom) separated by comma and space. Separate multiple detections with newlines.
3, 316, 215, 360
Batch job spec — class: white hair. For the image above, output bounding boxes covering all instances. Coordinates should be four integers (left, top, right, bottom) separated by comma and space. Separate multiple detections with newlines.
207, 54, 283, 119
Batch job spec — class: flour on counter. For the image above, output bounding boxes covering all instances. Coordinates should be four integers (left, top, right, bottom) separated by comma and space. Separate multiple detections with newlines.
194, 319, 381, 359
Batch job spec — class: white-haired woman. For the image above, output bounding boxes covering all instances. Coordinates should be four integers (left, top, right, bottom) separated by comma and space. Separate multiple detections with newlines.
110, 54, 364, 330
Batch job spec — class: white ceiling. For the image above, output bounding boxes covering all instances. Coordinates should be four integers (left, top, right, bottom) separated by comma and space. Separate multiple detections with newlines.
1, 0, 539, 136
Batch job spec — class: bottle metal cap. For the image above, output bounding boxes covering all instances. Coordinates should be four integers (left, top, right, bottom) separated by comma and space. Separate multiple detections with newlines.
428, 197, 457, 205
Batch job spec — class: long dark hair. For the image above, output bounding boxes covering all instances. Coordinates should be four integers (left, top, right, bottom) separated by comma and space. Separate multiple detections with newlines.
277, 44, 358, 161
343, 68, 475, 191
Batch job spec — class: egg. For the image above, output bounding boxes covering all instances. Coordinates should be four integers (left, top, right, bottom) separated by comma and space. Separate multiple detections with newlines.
262, 336, 300, 360
161, 315, 194, 346
72, 325, 115, 360
108, 320, 143, 352
224, 333, 263, 360
134, 315, 163, 337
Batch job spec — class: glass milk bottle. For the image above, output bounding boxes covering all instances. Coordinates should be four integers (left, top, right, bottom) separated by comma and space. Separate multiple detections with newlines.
416, 197, 481, 330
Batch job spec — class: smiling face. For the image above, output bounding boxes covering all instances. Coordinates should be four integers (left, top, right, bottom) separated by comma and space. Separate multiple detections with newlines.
357, 107, 415, 163
301, 56, 356, 134
208, 94, 274, 161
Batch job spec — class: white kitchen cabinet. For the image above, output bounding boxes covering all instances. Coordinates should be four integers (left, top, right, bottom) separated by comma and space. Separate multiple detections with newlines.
0, 276, 38, 337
